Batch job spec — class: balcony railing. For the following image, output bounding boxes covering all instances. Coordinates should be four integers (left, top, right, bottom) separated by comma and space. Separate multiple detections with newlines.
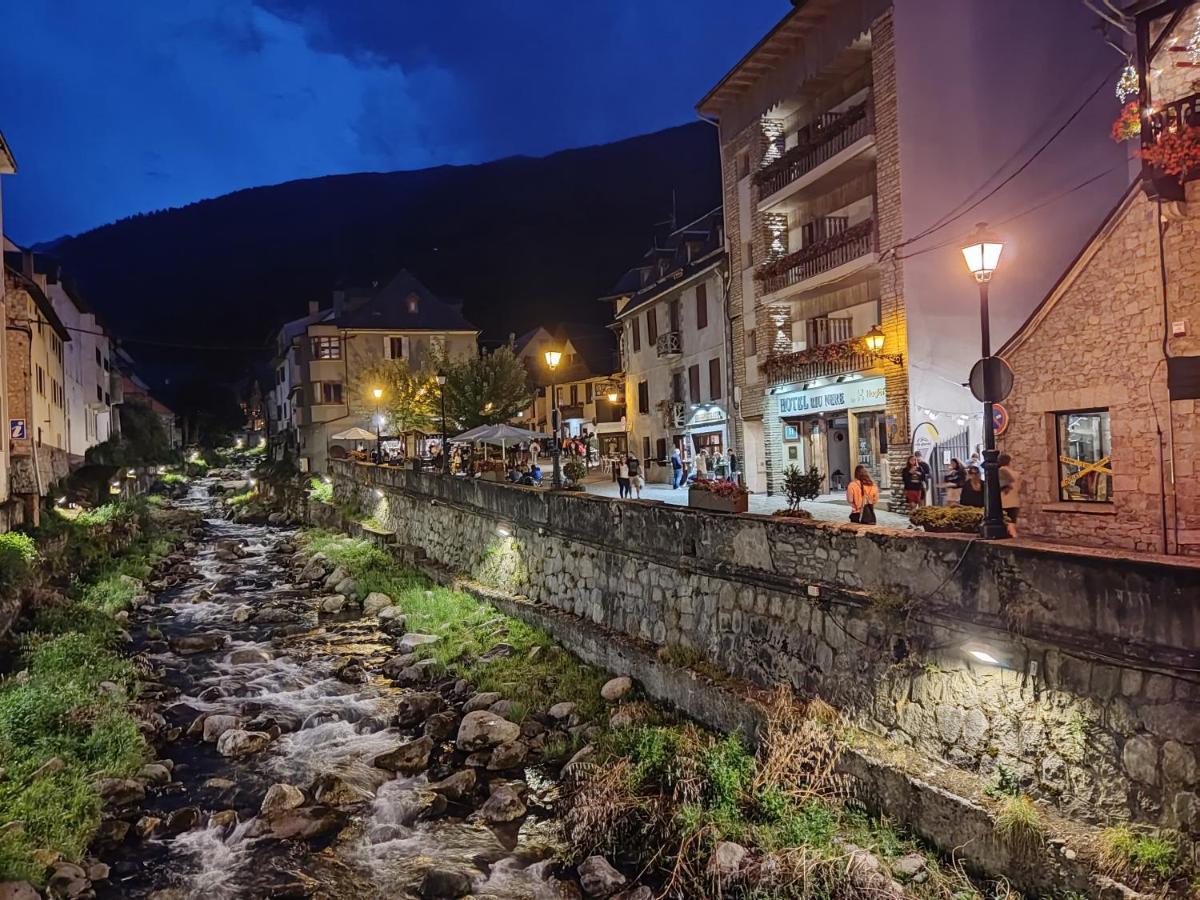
755, 97, 873, 199
756, 219, 875, 295
762, 341, 877, 387
660, 401, 685, 428
1142, 92, 1200, 201
655, 331, 683, 357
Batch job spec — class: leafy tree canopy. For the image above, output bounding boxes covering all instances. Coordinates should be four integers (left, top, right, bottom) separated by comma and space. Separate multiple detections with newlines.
438, 346, 535, 431
354, 359, 439, 435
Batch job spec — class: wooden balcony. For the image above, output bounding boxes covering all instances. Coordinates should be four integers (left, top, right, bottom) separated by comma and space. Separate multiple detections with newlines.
762, 341, 877, 388
755, 97, 873, 200
756, 219, 875, 296
1142, 92, 1200, 202
655, 331, 683, 358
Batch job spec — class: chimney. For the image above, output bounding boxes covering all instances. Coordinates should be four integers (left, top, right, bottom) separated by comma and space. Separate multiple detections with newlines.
21, 249, 34, 279
308, 300, 320, 316
332, 290, 346, 317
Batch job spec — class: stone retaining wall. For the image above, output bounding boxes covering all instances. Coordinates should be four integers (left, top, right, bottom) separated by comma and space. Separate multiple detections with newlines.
332, 460, 1200, 846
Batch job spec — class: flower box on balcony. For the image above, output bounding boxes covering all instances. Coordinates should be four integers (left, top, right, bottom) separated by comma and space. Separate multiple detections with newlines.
688, 481, 749, 514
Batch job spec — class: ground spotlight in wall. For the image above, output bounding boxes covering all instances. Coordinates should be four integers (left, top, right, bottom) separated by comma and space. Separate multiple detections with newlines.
961, 641, 1013, 669
126, 468, 136, 478
323, 476, 332, 485
248, 478, 256, 487
495, 524, 512, 538
374, 488, 384, 498
56, 496, 66, 506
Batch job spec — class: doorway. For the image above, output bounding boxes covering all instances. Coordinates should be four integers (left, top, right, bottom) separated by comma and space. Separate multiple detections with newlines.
826, 414, 850, 492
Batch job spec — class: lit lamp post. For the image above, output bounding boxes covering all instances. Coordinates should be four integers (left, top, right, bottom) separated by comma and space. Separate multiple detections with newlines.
544, 349, 563, 489
863, 325, 904, 366
961, 223, 1009, 540
371, 386, 384, 463
436, 371, 448, 474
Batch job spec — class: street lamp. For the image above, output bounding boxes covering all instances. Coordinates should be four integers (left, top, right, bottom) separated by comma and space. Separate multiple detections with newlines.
961, 222, 1008, 540
435, 371, 448, 474
863, 325, 904, 366
371, 386, 384, 463
544, 349, 563, 488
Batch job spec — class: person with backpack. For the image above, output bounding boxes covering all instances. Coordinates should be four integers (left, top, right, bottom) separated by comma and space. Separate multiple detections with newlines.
847, 465, 878, 524
627, 453, 644, 499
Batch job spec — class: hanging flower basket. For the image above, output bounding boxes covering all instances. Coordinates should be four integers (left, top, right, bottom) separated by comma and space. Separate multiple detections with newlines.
1111, 101, 1141, 142
1139, 123, 1200, 179
753, 220, 874, 282
760, 338, 865, 380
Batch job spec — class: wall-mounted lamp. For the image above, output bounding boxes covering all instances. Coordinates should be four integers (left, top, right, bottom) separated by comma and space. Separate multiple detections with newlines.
374, 488, 384, 498
863, 325, 904, 366
961, 641, 1014, 669
495, 524, 512, 538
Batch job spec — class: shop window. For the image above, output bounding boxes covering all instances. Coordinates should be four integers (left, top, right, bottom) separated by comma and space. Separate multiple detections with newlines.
696, 283, 708, 329
637, 381, 649, 414
709, 358, 722, 400
1055, 410, 1112, 502
311, 336, 341, 360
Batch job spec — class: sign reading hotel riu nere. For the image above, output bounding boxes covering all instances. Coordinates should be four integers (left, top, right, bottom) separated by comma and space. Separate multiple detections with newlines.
778, 377, 886, 416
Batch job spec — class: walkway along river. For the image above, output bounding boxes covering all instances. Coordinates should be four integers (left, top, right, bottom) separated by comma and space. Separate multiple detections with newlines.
98, 480, 575, 899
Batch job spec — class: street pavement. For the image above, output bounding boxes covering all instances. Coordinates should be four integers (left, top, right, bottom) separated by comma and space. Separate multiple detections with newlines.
580, 472, 912, 528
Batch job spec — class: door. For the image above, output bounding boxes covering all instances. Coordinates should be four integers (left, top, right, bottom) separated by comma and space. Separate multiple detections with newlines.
743, 419, 766, 493
826, 415, 851, 492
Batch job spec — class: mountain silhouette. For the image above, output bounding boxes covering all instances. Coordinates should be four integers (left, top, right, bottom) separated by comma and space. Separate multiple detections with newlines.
43, 122, 720, 391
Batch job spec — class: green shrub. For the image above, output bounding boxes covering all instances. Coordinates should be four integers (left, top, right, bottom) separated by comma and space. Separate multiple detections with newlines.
563, 457, 587, 485
0, 532, 37, 594
909, 505, 985, 533
782, 465, 821, 510
308, 477, 333, 504
1100, 826, 1181, 881
993, 795, 1044, 854
160, 472, 187, 485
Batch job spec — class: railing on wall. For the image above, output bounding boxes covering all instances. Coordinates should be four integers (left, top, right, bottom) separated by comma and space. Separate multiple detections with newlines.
755, 96, 874, 199
757, 220, 875, 295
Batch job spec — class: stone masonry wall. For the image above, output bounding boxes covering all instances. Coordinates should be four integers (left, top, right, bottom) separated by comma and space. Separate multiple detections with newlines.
335, 459, 1200, 846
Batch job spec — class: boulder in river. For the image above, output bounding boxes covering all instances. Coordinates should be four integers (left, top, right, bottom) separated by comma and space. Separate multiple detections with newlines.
428, 769, 476, 802
423, 711, 459, 743
419, 867, 473, 899
216, 729, 273, 757
264, 805, 349, 841
463, 692, 503, 713
323, 566, 349, 590
202, 715, 243, 743
396, 691, 445, 727
310, 773, 375, 807
260, 784, 305, 817
228, 647, 272, 665
362, 592, 392, 617
0, 882, 40, 900
457, 711, 521, 751
373, 736, 434, 774
319, 595, 346, 614
163, 807, 202, 836
334, 577, 357, 598
396, 632, 439, 654
169, 632, 228, 654
479, 783, 526, 824
487, 740, 528, 771
578, 856, 627, 897
95, 778, 145, 808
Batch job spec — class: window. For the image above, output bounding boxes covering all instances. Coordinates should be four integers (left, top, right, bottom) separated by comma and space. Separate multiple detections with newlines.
95, 348, 102, 366
406, 293, 420, 314
97, 385, 103, 403
36, 365, 45, 396
631, 317, 641, 352
104, 392, 110, 405
311, 336, 340, 359
1056, 410, 1112, 502
672, 371, 686, 404
317, 382, 343, 404
747, 328, 758, 357
388, 337, 405, 359
656, 437, 667, 461
709, 358, 722, 400
570, 384, 578, 405
646, 308, 658, 344
643, 436, 651, 462
743, 241, 754, 267
585, 383, 593, 403
277, 367, 285, 385
696, 283, 708, 329
637, 381, 649, 414
736, 151, 750, 179
688, 365, 700, 403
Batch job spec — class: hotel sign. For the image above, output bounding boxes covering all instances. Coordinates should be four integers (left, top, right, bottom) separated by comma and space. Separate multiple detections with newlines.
777, 377, 886, 416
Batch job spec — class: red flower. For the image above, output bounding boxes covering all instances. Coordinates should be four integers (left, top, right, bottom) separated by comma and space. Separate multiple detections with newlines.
1140, 123, 1200, 177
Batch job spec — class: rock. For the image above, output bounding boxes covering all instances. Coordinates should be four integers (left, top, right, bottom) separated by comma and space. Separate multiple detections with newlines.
424, 712, 459, 742
488, 699, 520, 719
1163, 740, 1198, 785
228, 647, 272, 665
334, 577, 357, 598
457, 710, 521, 751
319, 595, 346, 614
202, 715, 243, 743
374, 736, 434, 774
265, 805, 349, 841
613, 889, 653, 900
890, 854, 926, 880
419, 867, 473, 899
396, 691, 446, 727
428, 769, 476, 802
216, 729, 273, 757
397, 632, 439, 654
135, 816, 162, 839
203, 777, 236, 791
464, 692, 504, 713
578, 856, 626, 897
310, 773, 375, 806
362, 592, 392, 616
565, 745, 596, 771
1122, 735, 1159, 785
548, 702, 577, 721
48, 862, 89, 898
382, 654, 417, 678
138, 763, 172, 784
0, 882, 39, 900
209, 810, 238, 830
86, 862, 110, 882
600, 677, 633, 702
95, 777, 145, 808
479, 784, 526, 823
608, 707, 642, 729
164, 806, 202, 835
707, 841, 747, 878
169, 632, 228, 654
261, 784, 306, 817
323, 566, 349, 590
30, 757, 65, 780
487, 740, 528, 771
377, 605, 404, 623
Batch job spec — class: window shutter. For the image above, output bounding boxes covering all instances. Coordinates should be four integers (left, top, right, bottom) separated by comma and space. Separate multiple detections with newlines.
696, 284, 708, 329
709, 358, 722, 400
688, 365, 700, 403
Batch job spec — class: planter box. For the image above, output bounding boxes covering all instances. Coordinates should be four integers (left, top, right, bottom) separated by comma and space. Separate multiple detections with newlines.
480, 470, 505, 483
688, 487, 749, 514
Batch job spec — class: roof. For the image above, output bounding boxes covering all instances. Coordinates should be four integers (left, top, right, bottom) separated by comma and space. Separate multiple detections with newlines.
519, 321, 619, 386
999, 179, 1142, 358
329, 269, 478, 332
3, 262, 71, 342
0, 131, 15, 174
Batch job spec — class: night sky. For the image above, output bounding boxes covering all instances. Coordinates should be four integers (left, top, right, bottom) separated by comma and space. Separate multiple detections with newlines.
1, 0, 783, 243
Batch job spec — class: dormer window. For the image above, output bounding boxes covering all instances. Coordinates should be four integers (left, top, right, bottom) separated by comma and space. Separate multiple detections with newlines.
406, 293, 420, 314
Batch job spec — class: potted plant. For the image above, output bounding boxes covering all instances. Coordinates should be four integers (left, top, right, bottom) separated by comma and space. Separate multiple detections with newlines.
688, 478, 750, 513
562, 457, 588, 490
773, 465, 820, 519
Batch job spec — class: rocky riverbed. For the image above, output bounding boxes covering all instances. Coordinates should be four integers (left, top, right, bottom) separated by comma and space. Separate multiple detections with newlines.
89, 480, 638, 900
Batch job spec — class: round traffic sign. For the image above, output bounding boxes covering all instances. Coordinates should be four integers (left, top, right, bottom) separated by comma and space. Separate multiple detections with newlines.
969, 356, 1014, 403
992, 403, 1010, 436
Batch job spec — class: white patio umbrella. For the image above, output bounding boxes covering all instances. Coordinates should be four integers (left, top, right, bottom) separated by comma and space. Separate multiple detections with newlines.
450, 423, 549, 458
330, 427, 378, 441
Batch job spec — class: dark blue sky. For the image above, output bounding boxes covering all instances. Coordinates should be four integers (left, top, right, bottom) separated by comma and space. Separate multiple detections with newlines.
1, 0, 782, 243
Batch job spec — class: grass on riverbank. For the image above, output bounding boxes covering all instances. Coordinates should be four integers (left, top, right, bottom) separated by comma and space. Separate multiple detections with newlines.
299, 529, 608, 719
0, 499, 191, 884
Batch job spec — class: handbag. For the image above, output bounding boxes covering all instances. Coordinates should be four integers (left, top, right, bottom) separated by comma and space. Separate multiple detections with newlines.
860, 503, 877, 525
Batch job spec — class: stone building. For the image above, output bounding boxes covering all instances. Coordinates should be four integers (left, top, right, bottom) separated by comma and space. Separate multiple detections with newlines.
696, 0, 1128, 498
0, 131, 16, 530
1000, 1, 1200, 555
603, 209, 732, 482
513, 323, 624, 455
270, 271, 478, 474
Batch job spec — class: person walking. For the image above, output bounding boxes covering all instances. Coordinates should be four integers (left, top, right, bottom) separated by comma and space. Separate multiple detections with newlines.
944, 458, 966, 506
695, 448, 709, 481
728, 449, 740, 484
847, 465, 879, 524
901, 455, 927, 510
617, 457, 631, 499
998, 453, 1021, 538
628, 453, 644, 499
670, 444, 683, 490
914, 451, 933, 506
959, 465, 985, 508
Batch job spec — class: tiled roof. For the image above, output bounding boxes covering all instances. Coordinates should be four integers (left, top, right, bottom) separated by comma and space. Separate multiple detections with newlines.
329, 270, 477, 332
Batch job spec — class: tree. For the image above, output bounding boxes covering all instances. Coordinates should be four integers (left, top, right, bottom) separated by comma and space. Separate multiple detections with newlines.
354, 359, 439, 435
783, 465, 822, 511
439, 346, 535, 430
